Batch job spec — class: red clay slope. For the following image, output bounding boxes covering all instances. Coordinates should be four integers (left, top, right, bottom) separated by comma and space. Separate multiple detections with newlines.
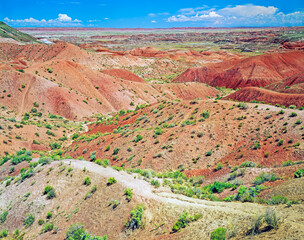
101, 69, 144, 82
174, 51, 304, 89
265, 71, 304, 94
223, 87, 304, 107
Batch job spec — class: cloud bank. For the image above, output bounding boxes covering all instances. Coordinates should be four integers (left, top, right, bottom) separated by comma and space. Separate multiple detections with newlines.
167, 4, 304, 26
4, 14, 81, 26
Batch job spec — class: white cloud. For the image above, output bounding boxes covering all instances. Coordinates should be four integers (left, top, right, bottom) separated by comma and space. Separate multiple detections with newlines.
148, 12, 170, 17
57, 13, 72, 22
104, 18, 109, 20
168, 11, 222, 22
167, 4, 304, 26
218, 4, 278, 17
151, 20, 157, 23
4, 14, 81, 26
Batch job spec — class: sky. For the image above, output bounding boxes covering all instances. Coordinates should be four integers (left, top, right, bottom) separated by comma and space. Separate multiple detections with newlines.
0, 0, 304, 28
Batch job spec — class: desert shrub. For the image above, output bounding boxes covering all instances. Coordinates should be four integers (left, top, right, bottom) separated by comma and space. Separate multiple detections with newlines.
65, 223, 107, 240
24, 213, 35, 228
49, 142, 61, 150
172, 212, 200, 233
89, 152, 96, 161
41, 223, 54, 233
204, 182, 234, 194
289, 112, 297, 117
112, 148, 120, 155
38, 157, 52, 165
107, 177, 117, 185
237, 102, 248, 109
235, 185, 265, 202
240, 161, 256, 168
0, 230, 8, 238
0, 211, 8, 223
253, 172, 280, 185
210, 227, 226, 240
201, 111, 210, 119
215, 162, 223, 171
150, 179, 160, 188
282, 160, 294, 167
46, 212, 53, 219
265, 207, 281, 230
134, 134, 143, 143
189, 176, 204, 186
206, 151, 212, 157
95, 159, 110, 168
125, 205, 145, 230
277, 139, 283, 146
83, 177, 91, 186
268, 196, 288, 205
248, 215, 263, 235
11, 149, 32, 165
43, 185, 56, 199
124, 188, 133, 202
38, 219, 45, 225
253, 142, 261, 149
294, 169, 304, 178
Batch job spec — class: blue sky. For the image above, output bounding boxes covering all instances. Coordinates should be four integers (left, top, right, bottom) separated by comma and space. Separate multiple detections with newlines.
1, 0, 304, 27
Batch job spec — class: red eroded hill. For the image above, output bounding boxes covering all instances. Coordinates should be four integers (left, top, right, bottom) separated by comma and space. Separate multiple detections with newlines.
265, 71, 304, 94
101, 69, 144, 82
223, 87, 304, 107
175, 51, 304, 89
0, 71, 103, 119
174, 59, 241, 85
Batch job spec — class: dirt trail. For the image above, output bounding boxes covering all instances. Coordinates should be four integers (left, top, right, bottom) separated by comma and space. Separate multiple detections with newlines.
63, 159, 304, 239
65, 160, 265, 214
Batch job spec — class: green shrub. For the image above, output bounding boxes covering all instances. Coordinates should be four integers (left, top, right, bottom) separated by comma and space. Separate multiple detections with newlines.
38, 219, 45, 225
125, 205, 145, 230
289, 112, 297, 117
172, 212, 201, 233
107, 177, 117, 185
264, 207, 281, 230
124, 188, 133, 202
206, 151, 212, 157
210, 227, 226, 240
24, 213, 35, 228
134, 135, 143, 143
151, 179, 160, 188
95, 159, 110, 168
83, 177, 91, 186
215, 162, 223, 171
65, 223, 107, 240
240, 161, 256, 168
0, 211, 8, 223
294, 169, 304, 178
0, 230, 8, 238
46, 212, 53, 219
237, 102, 248, 109
268, 196, 288, 205
41, 223, 54, 233
112, 148, 120, 155
43, 185, 56, 199
201, 111, 210, 119
253, 172, 280, 185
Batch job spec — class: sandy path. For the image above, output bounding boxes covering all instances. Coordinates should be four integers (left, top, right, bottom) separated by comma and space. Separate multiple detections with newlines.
64, 159, 266, 215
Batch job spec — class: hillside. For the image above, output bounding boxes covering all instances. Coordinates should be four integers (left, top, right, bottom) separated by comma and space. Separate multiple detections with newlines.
265, 71, 304, 94
174, 51, 304, 89
224, 87, 304, 108
0, 21, 37, 43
